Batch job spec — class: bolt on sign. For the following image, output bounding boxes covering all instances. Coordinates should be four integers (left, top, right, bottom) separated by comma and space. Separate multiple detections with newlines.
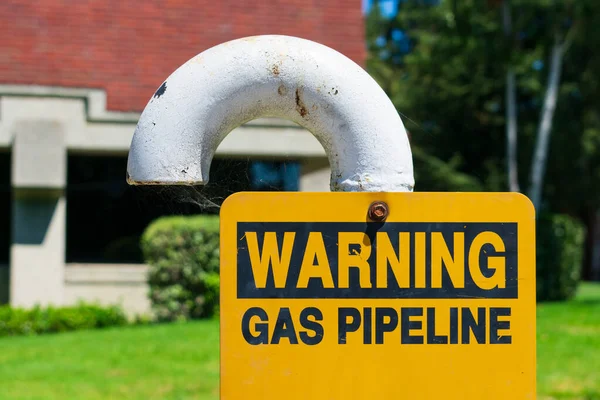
219, 192, 536, 399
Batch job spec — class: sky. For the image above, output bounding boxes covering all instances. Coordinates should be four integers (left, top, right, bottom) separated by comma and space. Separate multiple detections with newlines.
362, 0, 400, 18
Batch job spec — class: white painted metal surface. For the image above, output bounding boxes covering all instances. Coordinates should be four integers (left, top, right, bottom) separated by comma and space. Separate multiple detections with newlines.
126, 35, 414, 192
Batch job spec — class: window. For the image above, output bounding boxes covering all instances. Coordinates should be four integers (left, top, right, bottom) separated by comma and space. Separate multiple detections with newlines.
0, 151, 9, 264
250, 161, 300, 191
0, 151, 10, 304
66, 155, 300, 264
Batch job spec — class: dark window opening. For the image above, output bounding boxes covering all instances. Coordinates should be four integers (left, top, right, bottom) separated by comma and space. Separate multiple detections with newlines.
0, 151, 10, 264
66, 155, 299, 264
250, 161, 300, 191
0, 151, 10, 305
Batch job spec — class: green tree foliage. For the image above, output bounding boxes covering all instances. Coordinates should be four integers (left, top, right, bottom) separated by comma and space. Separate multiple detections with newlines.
366, 0, 595, 193
367, 0, 508, 191
365, 0, 600, 280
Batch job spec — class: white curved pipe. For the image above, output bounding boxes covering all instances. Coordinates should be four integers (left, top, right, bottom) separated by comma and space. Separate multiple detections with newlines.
126, 35, 414, 192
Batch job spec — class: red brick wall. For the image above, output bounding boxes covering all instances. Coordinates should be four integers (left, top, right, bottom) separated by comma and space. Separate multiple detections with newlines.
0, 1, 366, 112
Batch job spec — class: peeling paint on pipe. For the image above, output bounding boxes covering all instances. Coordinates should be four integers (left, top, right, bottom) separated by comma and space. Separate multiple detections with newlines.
126, 35, 414, 192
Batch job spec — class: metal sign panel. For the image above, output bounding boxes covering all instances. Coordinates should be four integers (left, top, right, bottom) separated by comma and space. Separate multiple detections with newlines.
220, 192, 536, 399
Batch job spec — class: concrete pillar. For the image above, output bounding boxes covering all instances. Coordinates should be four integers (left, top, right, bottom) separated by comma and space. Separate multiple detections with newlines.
10, 120, 66, 307
299, 158, 330, 192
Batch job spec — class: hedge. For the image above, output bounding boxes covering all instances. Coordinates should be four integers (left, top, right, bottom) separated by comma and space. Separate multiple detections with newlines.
536, 213, 586, 302
0, 302, 127, 337
141, 214, 220, 322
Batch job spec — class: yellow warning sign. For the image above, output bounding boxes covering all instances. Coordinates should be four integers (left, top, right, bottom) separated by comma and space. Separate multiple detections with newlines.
219, 192, 536, 400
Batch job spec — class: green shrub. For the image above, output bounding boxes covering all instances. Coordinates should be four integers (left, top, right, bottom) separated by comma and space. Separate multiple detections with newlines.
132, 313, 156, 325
536, 213, 586, 302
141, 215, 220, 322
0, 302, 127, 337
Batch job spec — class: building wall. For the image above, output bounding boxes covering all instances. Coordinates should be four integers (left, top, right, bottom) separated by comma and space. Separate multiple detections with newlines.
0, 0, 366, 112
0, 90, 333, 315
64, 265, 151, 317
0, 1, 365, 314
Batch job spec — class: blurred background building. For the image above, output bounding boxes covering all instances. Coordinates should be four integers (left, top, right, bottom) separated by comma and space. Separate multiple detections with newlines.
0, 0, 366, 314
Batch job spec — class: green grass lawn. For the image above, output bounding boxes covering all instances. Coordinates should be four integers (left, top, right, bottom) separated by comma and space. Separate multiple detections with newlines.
537, 283, 600, 399
0, 284, 599, 400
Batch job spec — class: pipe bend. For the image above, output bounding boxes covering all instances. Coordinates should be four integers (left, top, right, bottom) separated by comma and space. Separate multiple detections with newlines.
126, 35, 414, 192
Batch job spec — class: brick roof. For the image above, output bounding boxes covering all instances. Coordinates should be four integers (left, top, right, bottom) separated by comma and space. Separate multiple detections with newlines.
0, 1, 366, 112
